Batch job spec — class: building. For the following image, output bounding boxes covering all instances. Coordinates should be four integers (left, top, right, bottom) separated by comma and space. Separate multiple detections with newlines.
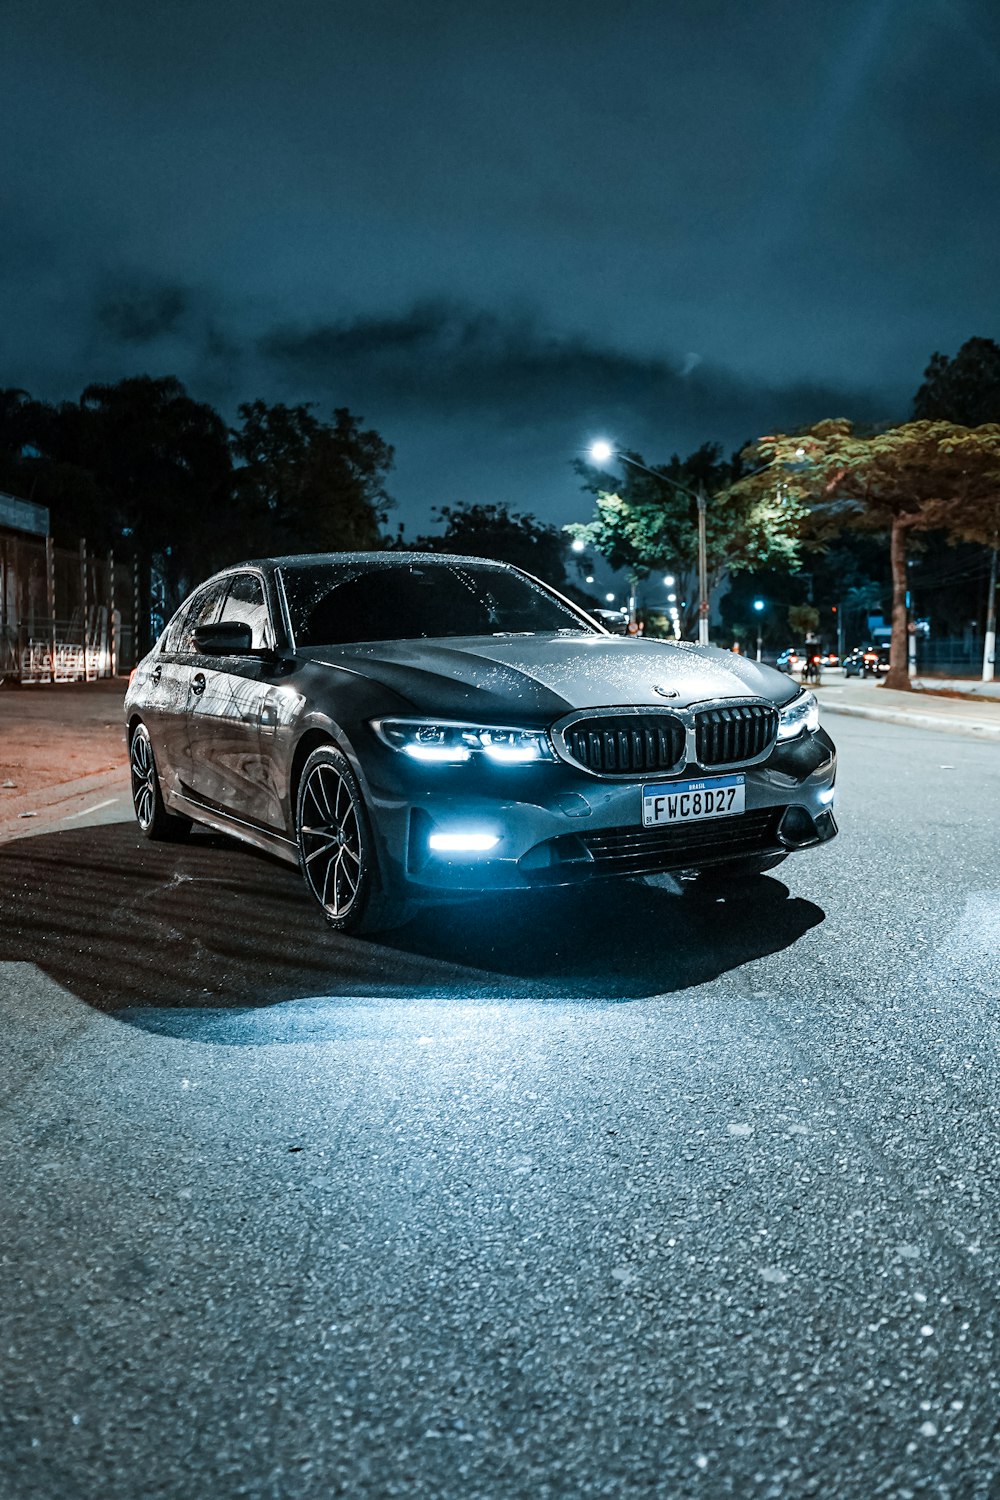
0, 491, 132, 683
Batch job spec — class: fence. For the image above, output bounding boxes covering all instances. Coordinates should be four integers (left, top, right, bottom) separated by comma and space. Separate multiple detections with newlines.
0, 534, 137, 684
914, 636, 988, 678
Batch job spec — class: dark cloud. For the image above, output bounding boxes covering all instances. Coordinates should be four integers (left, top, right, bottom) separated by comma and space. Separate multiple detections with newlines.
59, 282, 901, 528
95, 281, 191, 345
79, 276, 244, 410
257, 299, 894, 444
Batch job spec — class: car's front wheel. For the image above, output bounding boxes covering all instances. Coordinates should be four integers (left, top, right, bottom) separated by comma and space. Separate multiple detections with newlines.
129, 722, 192, 841
296, 744, 411, 935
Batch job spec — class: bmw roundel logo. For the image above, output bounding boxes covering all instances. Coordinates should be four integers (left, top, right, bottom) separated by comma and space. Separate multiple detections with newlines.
653, 684, 679, 698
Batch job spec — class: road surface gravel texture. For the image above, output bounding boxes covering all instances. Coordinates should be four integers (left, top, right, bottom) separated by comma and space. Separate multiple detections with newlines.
0, 709, 997, 1498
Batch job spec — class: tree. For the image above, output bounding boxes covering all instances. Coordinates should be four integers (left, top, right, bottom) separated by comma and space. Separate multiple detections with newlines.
74, 376, 234, 638
0, 377, 234, 646
913, 338, 1000, 426
568, 443, 807, 638
724, 420, 1000, 690
231, 401, 394, 557
0, 388, 31, 457
408, 501, 569, 587
913, 337, 1000, 678
788, 604, 820, 638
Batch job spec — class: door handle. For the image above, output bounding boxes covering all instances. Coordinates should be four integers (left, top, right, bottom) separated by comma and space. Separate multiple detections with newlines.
191, 672, 206, 697
151, 664, 162, 685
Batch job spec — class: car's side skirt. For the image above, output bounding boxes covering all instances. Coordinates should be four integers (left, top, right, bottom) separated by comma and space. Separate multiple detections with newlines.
169, 792, 300, 867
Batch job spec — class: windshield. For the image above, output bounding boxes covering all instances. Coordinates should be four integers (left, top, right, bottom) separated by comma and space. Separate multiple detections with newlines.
279, 559, 599, 647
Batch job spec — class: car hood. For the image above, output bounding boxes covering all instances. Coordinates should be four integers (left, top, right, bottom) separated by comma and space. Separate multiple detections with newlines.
308, 635, 797, 719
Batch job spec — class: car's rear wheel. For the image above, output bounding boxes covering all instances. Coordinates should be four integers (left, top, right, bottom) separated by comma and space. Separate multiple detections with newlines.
129, 723, 192, 841
296, 745, 411, 935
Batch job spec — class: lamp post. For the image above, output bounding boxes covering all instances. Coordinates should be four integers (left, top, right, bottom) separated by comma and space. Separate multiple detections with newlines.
589, 442, 710, 644
753, 598, 765, 662
695, 487, 709, 646
984, 536, 997, 683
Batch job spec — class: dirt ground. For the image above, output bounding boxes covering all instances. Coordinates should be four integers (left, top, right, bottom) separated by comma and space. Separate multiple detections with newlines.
0, 679, 128, 800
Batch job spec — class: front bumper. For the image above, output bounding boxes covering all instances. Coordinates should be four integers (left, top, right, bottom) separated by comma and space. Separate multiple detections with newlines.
362, 727, 838, 899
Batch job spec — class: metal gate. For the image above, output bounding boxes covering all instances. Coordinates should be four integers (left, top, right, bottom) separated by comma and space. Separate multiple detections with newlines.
0, 534, 137, 684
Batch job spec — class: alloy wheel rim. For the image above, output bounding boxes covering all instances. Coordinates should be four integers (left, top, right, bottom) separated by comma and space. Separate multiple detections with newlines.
300, 764, 363, 918
130, 730, 156, 830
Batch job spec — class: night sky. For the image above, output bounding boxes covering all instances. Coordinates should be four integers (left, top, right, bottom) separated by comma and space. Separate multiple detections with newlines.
3, 0, 998, 533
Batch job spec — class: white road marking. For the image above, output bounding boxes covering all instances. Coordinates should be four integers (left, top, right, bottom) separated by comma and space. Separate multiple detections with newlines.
62, 798, 120, 821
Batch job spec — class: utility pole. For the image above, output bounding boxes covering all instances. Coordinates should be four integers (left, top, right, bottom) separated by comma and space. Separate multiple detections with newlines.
984, 538, 998, 683
79, 537, 89, 682
45, 534, 57, 684
696, 485, 709, 646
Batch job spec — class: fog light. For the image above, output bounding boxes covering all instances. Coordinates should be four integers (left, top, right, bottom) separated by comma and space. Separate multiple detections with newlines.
428, 831, 500, 853
818, 787, 835, 805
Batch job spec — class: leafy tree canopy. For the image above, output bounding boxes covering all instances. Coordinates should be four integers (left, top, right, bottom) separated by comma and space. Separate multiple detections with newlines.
568, 443, 808, 638
0, 377, 233, 619
725, 419, 1000, 687
231, 401, 394, 557
407, 501, 569, 587
913, 337, 1000, 427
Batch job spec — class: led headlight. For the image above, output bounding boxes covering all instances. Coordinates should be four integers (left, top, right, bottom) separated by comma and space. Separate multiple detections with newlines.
371, 719, 555, 765
776, 689, 820, 741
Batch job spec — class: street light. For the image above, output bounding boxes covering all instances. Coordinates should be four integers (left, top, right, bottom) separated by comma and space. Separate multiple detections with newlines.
589, 440, 710, 646
664, 574, 675, 587
753, 598, 765, 662
571, 537, 586, 553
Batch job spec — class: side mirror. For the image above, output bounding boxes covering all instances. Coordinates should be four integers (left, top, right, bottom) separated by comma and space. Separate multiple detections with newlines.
192, 621, 253, 654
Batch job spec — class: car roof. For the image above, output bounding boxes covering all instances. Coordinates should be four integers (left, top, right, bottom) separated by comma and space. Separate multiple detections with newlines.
226, 551, 525, 571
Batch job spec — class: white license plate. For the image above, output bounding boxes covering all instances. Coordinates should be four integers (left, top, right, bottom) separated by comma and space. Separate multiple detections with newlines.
642, 775, 746, 827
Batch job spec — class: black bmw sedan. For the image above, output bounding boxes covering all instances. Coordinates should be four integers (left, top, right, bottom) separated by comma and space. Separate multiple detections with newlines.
124, 553, 837, 933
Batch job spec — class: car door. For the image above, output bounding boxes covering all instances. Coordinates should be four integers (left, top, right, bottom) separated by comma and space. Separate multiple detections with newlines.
141, 579, 228, 798
184, 571, 282, 825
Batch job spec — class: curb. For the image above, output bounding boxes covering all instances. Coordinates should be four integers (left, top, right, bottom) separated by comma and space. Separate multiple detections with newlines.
0, 766, 130, 843
822, 701, 1000, 740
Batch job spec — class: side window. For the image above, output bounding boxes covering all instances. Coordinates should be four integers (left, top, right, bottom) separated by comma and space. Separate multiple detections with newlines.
159, 604, 190, 655
217, 573, 273, 650
169, 580, 229, 654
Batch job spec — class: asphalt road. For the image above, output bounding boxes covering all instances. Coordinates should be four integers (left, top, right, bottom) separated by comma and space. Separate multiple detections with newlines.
1, 715, 997, 1499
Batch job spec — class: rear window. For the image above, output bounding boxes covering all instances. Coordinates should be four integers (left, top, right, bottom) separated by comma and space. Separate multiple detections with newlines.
279, 560, 595, 647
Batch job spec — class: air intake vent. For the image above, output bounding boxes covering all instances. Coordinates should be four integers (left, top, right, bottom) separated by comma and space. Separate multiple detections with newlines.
694, 703, 777, 766
560, 713, 685, 776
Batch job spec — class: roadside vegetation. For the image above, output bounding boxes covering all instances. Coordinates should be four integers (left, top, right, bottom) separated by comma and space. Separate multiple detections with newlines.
1, 337, 998, 672
569, 338, 1000, 682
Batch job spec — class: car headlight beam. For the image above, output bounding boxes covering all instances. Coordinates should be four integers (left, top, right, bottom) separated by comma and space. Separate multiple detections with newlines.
372, 718, 555, 766
776, 689, 820, 741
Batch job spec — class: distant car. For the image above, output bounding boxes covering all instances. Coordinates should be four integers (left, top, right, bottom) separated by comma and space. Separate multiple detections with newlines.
124, 552, 838, 934
775, 648, 802, 674
592, 608, 630, 635
843, 645, 890, 677
822, 650, 840, 668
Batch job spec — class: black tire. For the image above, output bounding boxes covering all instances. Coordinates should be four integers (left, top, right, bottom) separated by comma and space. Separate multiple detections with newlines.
691, 851, 787, 890
295, 744, 411, 935
129, 722, 192, 842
